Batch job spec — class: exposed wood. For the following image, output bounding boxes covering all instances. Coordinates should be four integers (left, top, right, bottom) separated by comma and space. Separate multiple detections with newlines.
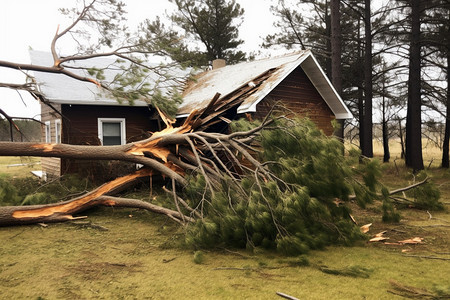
276, 292, 299, 300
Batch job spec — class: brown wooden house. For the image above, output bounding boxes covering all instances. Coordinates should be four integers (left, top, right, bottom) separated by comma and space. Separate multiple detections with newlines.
32, 50, 351, 179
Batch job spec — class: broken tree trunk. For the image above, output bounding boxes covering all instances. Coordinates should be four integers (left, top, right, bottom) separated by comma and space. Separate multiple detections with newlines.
0, 96, 275, 226
0, 169, 192, 226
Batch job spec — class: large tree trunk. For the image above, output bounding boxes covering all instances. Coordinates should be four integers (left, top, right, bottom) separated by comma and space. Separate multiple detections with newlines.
357, 17, 365, 154
442, 52, 450, 168
0, 100, 277, 226
0, 169, 192, 226
382, 94, 390, 163
405, 0, 424, 171
362, 0, 373, 158
330, 0, 344, 139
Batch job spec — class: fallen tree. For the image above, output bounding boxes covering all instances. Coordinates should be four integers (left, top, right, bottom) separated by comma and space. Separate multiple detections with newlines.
0, 103, 441, 255
0, 102, 277, 226
0, 0, 443, 255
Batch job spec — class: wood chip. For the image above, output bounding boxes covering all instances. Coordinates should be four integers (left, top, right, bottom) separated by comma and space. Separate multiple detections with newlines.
398, 237, 423, 244
375, 231, 387, 237
369, 236, 390, 242
360, 223, 372, 233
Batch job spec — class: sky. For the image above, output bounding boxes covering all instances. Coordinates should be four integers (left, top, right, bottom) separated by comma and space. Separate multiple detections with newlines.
0, 0, 279, 119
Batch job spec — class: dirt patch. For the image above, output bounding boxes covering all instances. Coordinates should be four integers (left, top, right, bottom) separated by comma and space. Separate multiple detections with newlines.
68, 261, 143, 281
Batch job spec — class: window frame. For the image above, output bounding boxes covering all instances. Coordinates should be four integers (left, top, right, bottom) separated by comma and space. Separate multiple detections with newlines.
44, 121, 51, 143
54, 119, 61, 143
97, 118, 126, 146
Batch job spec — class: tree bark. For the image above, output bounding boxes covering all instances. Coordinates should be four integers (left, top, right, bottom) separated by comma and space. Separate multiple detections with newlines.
405, 0, 424, 171
0, 103, 276, 226
0, 165, 196, 226
330, 0, 344, 140
382, 88, 390, 162
442, 50, 450, 168
0, 137, 187, 185
362, 0, 373, 158
357, 17, 365, 154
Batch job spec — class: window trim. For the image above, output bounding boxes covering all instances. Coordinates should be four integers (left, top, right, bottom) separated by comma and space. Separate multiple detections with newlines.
97, 118, 126, 145
54, 119, 61, 143
44, 121, 51, 143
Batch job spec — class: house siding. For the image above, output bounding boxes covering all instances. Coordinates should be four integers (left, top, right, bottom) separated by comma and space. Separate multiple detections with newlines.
254, 66, 335, 135
60, 104, 158, 178
40, 102, 62, 178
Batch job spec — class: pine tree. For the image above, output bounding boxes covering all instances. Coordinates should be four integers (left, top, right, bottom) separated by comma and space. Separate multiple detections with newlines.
169, 0, 246, 65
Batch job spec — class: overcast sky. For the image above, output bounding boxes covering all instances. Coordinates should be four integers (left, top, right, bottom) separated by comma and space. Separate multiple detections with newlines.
0, 0, 279, 119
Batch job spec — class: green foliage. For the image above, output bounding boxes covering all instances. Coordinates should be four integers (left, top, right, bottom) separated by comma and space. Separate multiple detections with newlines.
382, 198, 401, 223
183, 118, 444, 254
407, 172, 443, 211
0, 175, 20, 205
0, 175, 93, 207
185, 118, 371, 255
21, 193, 50, 206
193, 251, 205, 264
168, 0, 246, 65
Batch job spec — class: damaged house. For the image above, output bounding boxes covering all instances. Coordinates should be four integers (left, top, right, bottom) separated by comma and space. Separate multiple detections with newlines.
31, 50, 352, 179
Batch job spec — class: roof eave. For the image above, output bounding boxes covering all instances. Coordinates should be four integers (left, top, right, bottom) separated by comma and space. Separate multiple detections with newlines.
45, 98, 149, 107
301, 54, 353, 119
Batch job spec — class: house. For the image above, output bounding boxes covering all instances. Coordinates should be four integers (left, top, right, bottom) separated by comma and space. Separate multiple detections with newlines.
30, 50, 164, 179
31, 50, 351, 179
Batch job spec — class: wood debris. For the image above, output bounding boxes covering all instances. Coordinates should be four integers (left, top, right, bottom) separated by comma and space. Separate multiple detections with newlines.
360, 223, 372, 233
369, 231, 389, 242
398, 237, 423, 244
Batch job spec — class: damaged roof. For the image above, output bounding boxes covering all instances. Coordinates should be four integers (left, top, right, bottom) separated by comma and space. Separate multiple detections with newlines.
177, 50, 352, 119
30, 50, 352, 119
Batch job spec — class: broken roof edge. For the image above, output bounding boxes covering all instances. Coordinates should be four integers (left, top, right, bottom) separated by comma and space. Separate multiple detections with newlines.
236, 51, 312, 114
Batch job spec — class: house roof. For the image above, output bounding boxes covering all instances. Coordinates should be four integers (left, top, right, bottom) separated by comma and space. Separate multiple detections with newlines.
30, 50, 352, 119
177, 50, 353, 119
29, 50, 187, 107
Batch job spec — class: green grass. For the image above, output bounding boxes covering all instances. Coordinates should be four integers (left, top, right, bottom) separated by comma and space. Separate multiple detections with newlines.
0, 150, 449, 299
0, 156, 40, 178
0, 201, 449, 299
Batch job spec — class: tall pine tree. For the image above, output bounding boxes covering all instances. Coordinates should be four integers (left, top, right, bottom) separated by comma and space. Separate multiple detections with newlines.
405, 0, 425, 171
170, 0, 246, 65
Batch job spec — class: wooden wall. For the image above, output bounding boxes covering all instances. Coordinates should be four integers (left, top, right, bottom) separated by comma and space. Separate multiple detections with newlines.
60, 104, 158, 178
254, 66, 335, 135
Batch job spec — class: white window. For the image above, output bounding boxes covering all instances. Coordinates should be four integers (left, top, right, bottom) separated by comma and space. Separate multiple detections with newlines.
45, 121, 51, 143
55, 119, 61, 143
98, 118, 126, 145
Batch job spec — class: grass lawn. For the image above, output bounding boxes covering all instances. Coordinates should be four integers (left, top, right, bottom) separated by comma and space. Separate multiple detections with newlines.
0, 156, 40, 178
0, 144, 449, 299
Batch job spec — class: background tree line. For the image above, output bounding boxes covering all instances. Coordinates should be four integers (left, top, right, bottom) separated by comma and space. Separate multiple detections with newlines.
262, 0, 449, 171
